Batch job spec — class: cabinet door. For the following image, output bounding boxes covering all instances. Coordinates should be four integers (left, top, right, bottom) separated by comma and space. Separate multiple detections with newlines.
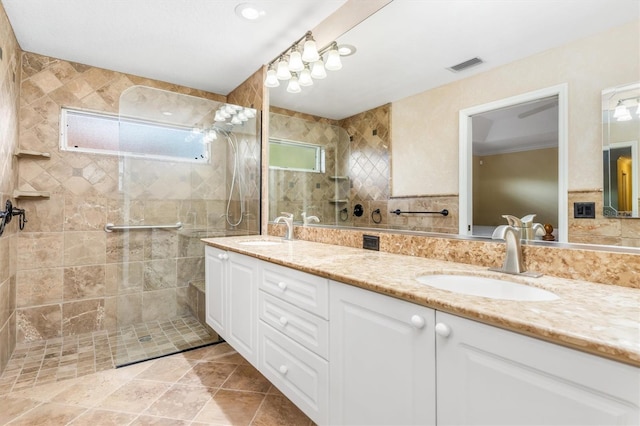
330, 281, 436, 426
226, 252, 259, 365
436, 311, 640, 425
204, 246, 226, 337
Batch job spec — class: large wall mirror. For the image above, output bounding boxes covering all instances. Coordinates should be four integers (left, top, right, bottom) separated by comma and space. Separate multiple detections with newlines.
267, 0, 640, 248
603, 82, 640, 218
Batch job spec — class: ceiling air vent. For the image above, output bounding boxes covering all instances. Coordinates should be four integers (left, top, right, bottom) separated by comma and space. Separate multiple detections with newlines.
447, 57, 484, 73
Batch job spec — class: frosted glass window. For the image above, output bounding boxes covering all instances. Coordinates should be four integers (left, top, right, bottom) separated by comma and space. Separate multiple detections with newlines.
269, 138, 325, 173
60, 108, 209, 163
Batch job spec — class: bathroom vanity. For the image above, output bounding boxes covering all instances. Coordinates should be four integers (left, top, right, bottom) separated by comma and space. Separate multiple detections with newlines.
203, 237, 640, 426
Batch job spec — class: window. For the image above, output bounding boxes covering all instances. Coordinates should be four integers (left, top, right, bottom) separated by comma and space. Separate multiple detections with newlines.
269, 138, 325, 173
60, 108, 209, 163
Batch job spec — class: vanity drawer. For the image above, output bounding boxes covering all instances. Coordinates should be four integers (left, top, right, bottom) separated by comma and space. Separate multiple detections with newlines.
258, 321, 329, 425
260, 262, 329, 319
259, 291, 329, 359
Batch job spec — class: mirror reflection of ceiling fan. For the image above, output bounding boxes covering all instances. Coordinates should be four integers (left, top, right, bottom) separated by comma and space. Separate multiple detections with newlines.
518, 102, 557, 119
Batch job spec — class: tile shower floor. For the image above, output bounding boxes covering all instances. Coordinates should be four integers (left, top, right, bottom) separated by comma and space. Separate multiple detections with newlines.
0, 315, 219, 394
0, 342, 313, 425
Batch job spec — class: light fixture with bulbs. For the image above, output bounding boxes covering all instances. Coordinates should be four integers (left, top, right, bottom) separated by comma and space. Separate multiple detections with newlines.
264, 31, 354, 93
612, 96, 640, 122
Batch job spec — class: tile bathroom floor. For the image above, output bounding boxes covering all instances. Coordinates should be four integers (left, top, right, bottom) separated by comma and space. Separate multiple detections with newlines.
0, 315, 220, 395
0, 342, 313, 425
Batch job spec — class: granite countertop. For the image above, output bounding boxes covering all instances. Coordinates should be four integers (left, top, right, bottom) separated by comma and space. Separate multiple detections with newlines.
202, 236, 640, 367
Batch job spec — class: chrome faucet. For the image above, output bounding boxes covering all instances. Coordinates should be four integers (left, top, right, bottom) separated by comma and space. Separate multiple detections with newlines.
302, 212, 320, 226
491, 217, 542, 277
274, 212, 294, 240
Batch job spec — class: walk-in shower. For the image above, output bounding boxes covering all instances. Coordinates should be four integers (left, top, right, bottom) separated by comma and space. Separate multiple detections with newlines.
108, 86, 261, 366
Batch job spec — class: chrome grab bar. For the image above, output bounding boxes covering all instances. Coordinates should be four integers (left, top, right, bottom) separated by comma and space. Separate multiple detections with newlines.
104, 222, 183, 232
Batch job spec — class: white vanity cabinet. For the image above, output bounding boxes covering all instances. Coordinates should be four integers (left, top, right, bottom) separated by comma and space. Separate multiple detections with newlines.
435, 311, 640, 425
329, 280, 437, 426
257, 262, 330, 425
204, 246, 258, 365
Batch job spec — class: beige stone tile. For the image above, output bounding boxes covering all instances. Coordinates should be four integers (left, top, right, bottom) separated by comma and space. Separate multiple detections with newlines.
0, 394, 41, 424
67, 408, 137, 425
63, 265, 106, 300
17, 232, 64, 271
221, 364, 271, 393
64, 195, 107, 231
106, 232, 145, 264
144, 383, 214, 420
16, 267, 64, 307
105, 262, 144, 296
134, 357, 196, 383
63, 231, 106, 267
176, 257, 204, 287
143, 259, 177, 290
17, 305, 62, 342
20, 77, 47, 105
252, 393, 313, 426
48, 60, 80, 85
115, 293, 142, 326
6, 401, 86, 426
17, 196, 65, 232
0, 238, 9, 284
143, 230, 179, 260
177, 361, 237, 388
62, 299, 106, 335
130, 415, 191, 425
97, 379, 170, 413
29, 70, 65, 97
141, 289, 177, 322
193, 388, 264, 425
178, 342, 236, 361
51, 373, 129, 407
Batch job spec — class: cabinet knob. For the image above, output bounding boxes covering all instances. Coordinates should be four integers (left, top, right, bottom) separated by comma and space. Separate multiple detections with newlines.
217, 253, 228, 260
277, 281, 287, 290
435, 322, 452, 337
279, 365, 288, 374
279, 316, 288, 326
410, 315, 425, 329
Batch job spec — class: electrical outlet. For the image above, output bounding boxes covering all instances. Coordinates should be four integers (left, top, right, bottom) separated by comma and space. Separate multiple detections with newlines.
363, 234, 379, 251
574, 202, 595, 218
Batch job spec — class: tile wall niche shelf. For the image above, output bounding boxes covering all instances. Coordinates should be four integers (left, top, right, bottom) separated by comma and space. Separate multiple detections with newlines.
13, 190, 51, 199
14, 149, 51, 159
329, 176, 349, 180
329, 199, 348, 204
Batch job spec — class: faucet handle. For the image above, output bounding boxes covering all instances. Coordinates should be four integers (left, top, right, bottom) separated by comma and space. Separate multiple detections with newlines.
501, 214, 522, 227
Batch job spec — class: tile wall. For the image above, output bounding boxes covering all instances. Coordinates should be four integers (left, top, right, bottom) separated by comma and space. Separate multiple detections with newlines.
14, 51, 260, 345
0, 2, 20, 375
269, 104, 459, 233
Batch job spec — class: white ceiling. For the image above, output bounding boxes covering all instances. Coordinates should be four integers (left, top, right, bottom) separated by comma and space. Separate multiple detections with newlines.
2, 0, 639, 121
1, 0, 347, 95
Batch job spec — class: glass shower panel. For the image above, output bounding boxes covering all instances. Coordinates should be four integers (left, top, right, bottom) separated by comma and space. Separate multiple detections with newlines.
111, 86, 260, 366
268, 112, 351, 226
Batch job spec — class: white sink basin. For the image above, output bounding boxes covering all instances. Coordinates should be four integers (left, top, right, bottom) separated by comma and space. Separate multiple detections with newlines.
415, 274, 559, 301
238, 240, 282, 246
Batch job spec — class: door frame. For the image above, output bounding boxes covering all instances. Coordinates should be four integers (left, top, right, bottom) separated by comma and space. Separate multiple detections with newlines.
458, 83, 568, 242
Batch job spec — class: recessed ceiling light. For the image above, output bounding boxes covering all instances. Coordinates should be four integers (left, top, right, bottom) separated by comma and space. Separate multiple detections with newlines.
162, 111, 173, 116
235, 3, 266, 21
338, 44, 356, 57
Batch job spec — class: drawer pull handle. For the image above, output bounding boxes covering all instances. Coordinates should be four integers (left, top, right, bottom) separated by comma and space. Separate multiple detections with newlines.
435, 322, 452, 338
279, 316, 288, 326
411, 315, 425, 329
278, 281, 287, 290
279, 365, 288, 374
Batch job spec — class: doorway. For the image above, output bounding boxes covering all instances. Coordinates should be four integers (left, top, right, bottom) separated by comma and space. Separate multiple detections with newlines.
459, 84, 568, 242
